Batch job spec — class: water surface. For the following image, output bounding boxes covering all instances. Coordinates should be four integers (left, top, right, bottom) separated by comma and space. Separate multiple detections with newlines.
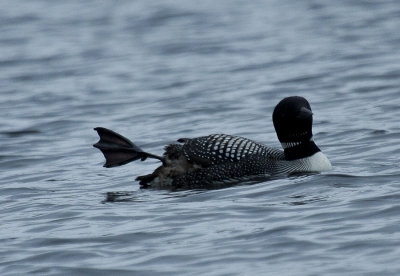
1, 0, 400, 275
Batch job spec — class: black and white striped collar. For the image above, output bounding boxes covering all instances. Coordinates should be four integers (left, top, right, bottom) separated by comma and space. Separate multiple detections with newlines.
282, 138, 320, 161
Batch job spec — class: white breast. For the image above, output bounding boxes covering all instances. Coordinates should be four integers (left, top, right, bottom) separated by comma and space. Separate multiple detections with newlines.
303, 151, 332, 172
275, 151, 332, 174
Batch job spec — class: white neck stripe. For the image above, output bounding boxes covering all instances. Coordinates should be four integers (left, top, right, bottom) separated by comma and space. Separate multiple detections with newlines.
281, 141, 301, 149
281, 137, 314, 150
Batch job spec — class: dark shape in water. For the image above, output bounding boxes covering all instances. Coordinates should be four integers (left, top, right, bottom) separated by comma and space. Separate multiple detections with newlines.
2, 129, 41, 137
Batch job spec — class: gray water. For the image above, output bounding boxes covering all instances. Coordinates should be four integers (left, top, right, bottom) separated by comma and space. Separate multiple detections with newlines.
1, 0, 400, 275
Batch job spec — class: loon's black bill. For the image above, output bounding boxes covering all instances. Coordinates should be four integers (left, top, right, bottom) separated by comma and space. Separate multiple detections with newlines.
297, 107, 313, 119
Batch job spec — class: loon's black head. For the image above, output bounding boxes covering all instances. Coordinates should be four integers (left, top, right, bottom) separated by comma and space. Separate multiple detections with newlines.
273, 96, 313, 143
273, 96, 320, 160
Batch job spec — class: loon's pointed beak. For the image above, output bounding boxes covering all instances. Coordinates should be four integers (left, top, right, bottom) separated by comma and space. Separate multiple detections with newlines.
297, 107, 313, 119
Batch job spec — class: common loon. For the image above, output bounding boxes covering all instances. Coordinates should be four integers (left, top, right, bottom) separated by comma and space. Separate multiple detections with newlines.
93, 96, 331, 188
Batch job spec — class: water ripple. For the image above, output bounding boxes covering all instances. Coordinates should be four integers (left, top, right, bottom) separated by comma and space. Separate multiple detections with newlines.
1, 0, 400, 275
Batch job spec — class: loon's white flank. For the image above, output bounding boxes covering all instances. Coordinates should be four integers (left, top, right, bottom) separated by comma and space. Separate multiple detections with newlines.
275, 151, 332, 175
303, 151, 332, 172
